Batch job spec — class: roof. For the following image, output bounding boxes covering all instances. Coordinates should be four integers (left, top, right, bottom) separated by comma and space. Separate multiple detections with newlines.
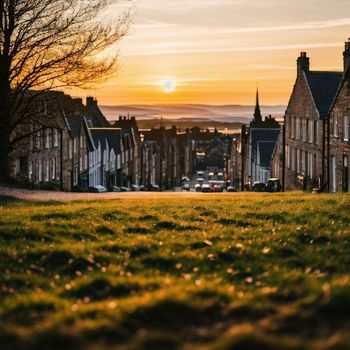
305, 71, 342, 117
64, 114, 82, 138
257, 141, 277, 167
250, 128, 280, 164
89, 128, 122, 153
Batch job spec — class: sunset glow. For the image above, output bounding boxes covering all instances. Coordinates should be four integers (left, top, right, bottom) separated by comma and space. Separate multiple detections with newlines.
74, 0, 350, 106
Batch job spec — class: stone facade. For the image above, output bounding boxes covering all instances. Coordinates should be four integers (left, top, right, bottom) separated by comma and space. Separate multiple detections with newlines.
328, 40, 350, 192
283, 52, 342, 191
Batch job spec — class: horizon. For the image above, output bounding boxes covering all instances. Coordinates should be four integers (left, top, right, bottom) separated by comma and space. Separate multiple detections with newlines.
67, 0, 350, 106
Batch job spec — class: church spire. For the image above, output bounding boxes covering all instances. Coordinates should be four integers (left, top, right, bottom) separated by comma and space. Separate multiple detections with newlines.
254, 85, 262, 123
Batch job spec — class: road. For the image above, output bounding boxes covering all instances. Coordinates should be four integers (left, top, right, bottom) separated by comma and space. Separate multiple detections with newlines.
0, 186, 235, 202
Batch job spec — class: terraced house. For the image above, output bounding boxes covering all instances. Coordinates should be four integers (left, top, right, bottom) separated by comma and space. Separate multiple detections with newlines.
283, 51, 342, 191
327, 40, 350, 192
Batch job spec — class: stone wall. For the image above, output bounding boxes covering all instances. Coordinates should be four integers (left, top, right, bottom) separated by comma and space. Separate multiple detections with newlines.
328, 76, 350, 192
284, 73, 324, 191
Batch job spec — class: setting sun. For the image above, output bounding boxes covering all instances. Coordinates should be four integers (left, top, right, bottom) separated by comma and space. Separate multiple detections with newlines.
162, 79, 176, 93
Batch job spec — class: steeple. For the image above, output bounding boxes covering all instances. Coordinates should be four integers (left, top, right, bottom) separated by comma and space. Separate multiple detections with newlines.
254, 86, 262, 123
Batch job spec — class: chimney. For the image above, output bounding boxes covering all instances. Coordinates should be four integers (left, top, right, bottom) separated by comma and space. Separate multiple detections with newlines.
297, 52, 309, 76
86, 96, 97, 107
343, 39, 350, 72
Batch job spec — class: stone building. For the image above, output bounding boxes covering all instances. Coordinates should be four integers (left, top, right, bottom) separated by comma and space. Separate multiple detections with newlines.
283, 52, 342, 191
327, 40, 350, 192
242, 90, 281, 186
113, 117, 141, 187
10, 93, 110, 191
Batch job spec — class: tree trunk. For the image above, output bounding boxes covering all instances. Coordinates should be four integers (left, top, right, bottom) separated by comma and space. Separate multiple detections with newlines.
0, 130, 11, 181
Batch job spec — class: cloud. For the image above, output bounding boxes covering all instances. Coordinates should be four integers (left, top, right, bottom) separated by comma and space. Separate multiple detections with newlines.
125, 42, 342, 57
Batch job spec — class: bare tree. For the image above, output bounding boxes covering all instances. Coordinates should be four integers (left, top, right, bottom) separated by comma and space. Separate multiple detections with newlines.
0, 0, 130, 180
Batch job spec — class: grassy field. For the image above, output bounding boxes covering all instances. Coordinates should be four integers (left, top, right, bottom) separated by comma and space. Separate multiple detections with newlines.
0, 192, 350, 350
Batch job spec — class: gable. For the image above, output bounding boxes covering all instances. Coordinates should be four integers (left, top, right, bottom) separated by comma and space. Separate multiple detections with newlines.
305, 71, 342, 118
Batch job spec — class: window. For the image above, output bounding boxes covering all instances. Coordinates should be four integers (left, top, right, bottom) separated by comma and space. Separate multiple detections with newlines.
302, 119, 306, 142
53, 129, 58, 147
28, 162, 33, 180
51, 158, 56, 180
286, 145, 290, 169
344, 115, 349, 141
343, 156, 349, 192
36, 130, 41, 149
308, 153, 313, 179
296, 118, 300, 140
73, 138, 77, 153
69, 139, 73, 159
38, 160, 42, 182
308, 120, 313, 143
291, 148, 295, 171
301, 150, 305, 174
44, 160, 49, 181
314, 121, 319, 145
44, 129, 50, 149
56, 158, 60, 180
296, 149, 300, 173
331, 156, 337, 192
334, 115, 339, 137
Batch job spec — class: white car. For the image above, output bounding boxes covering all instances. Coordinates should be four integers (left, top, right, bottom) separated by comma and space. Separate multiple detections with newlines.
89, 185, 107, 193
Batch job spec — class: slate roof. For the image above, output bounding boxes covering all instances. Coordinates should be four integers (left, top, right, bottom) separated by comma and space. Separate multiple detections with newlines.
250, 128, 280, 151
250, 128, 280, 166
257, 141, 277, 168
64, 114, 82, 138
89, 128, 122, 153
305, 71, 342, 117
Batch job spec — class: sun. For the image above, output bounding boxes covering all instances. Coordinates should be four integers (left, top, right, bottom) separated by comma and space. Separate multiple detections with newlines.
162, 79, 176, 93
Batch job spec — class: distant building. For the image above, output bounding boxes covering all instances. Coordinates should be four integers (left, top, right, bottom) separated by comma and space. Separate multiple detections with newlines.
241, 89, 281, 186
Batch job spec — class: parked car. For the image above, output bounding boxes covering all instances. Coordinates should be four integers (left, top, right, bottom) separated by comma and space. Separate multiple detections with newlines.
150, 184, 160, 191
197, 171, 204, 176
195, 184, 202, 192
201, 184, 212, 193
182, 183, 190, 191
111, 186, 121, 192
226, 186, 237, 192
120, 186, 130, 192
89, 185, 107, 193
131, 184, 140, 191
266, 178, 282, 192
139, 185, 146, 191
181, 176, 190, 183
213, 184, 224, 192
196, 177, 204, 184
253, 181, 266, 192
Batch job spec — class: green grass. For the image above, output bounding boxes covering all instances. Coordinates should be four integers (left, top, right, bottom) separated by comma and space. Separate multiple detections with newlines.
1, 192, 350, 350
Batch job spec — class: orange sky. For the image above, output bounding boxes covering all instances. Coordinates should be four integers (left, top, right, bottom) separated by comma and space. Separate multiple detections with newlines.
69, 0, 350, 106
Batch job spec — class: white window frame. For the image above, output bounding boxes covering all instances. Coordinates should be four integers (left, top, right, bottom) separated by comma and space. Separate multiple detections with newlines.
53, 129, 58, 147
344, 115, 349, 142
334, 115, 339, 138
331, 156, 337, 192
308, 120, 313, 143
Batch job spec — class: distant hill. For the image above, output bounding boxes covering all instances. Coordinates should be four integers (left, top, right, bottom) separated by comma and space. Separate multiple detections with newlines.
100, 104, 286, 124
